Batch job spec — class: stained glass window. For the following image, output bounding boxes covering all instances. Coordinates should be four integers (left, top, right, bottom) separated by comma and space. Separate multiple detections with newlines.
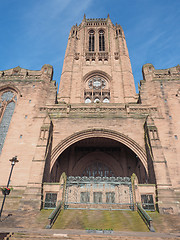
0, 91, 17, 154
82, 162, 114, 177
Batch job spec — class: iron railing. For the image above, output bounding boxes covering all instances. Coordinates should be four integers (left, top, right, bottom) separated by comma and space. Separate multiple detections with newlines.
137, 203, 155, 232
45, 201, 63, 229
65, 176, 133, 210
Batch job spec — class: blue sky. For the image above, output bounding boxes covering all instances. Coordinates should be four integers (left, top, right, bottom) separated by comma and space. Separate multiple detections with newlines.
0, 0, 179, 92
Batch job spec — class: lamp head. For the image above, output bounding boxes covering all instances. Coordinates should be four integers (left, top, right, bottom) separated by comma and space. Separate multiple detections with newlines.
9, 156, 19, 165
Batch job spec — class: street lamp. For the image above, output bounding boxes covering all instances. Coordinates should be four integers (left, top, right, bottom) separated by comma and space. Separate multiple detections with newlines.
0, 156, 19, 220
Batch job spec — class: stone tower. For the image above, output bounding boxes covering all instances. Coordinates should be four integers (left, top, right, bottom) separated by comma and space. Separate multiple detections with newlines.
58, 14, 136, 104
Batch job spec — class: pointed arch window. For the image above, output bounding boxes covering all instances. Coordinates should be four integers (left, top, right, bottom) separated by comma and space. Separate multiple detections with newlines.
89, 30, 95, 51
0, 90, 17, 154
85, 98, 91, 103
99, 30, 105, 51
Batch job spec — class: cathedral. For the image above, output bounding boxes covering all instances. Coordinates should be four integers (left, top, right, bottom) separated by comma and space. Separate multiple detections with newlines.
0, 15, 179, 214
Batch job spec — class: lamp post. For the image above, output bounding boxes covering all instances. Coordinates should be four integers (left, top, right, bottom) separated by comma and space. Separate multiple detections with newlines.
0, 156, 19, 220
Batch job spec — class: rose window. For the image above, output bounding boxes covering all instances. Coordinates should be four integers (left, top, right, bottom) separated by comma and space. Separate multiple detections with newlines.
88, 77, 106, 90
84, 76, 110, 103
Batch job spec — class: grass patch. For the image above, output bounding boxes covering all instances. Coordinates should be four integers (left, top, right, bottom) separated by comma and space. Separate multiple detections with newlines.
52, 209, 148, 232
35, 209, 52, 228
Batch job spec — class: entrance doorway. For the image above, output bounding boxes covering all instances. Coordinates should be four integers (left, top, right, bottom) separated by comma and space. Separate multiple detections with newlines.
50, 137, 148, 184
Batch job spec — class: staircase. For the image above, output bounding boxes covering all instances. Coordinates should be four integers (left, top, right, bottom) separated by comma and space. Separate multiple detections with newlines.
52, 209, 148, 232
1, 209, 180, 240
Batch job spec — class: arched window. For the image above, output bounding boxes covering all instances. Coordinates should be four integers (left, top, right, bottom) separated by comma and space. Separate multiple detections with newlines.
84, 74, 110, 103
82, 162, 114, 177
94, 98, 100, 103
89, 30, 95, 51
99, 30, 105, 51
85, 98, 91, 103
103, 98, 109, 103
0, 90, 17, 154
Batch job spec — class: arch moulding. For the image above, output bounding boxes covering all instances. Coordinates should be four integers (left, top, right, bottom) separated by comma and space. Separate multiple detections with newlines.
50, 129, 148, 172
83, 70, 112, 83
0, 84, 21, 97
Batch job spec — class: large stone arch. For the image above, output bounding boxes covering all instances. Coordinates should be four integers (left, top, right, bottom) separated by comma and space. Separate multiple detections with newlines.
50, 129, 147, 172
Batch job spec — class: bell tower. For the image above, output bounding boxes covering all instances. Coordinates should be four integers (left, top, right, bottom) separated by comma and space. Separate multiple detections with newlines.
58, 15, 136, 104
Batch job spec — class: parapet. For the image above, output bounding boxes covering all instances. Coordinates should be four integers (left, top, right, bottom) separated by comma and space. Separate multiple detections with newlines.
0, 64, 53, 82
142, 64, 180, 82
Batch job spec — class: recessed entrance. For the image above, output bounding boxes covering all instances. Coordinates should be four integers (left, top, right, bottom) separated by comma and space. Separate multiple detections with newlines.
50, 137, 148, 184
43, 135, 155, 210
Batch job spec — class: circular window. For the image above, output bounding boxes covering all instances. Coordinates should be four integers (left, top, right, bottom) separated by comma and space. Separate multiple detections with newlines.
93, 79, 101, 88
88, 77, 106, 89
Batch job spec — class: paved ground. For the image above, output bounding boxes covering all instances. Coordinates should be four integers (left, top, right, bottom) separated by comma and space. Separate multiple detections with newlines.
0, 228, 180, 239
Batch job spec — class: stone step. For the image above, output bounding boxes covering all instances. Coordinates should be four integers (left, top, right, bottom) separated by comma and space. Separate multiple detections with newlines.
66, 203, 132, 210
1, 209, 180, 237
6, 232, 180, 240
52, 209, 148, 232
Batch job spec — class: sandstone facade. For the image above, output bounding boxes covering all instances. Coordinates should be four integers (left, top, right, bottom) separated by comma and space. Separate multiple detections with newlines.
0, 16, 179, 214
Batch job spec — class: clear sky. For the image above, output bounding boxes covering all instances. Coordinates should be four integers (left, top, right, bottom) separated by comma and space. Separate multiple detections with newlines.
0, 0, 179, 92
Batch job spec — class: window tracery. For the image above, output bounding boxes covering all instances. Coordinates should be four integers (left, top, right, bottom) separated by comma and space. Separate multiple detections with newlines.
86, 29, 108, 62
0, 90, 17, 154
82, 162, 114, 177
84, 75, 110, 103
88, 77, 106, 90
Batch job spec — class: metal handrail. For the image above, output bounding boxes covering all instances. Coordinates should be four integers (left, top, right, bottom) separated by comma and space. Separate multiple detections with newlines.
137, 203, 155, 232
46, 201, 63, 229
